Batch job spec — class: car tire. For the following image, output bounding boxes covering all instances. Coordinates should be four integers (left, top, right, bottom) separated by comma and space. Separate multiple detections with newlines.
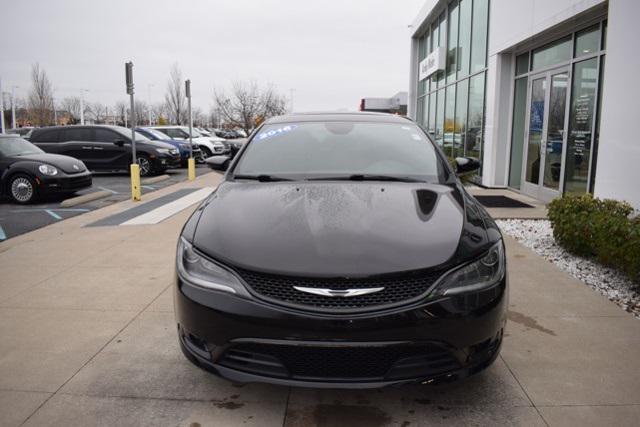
200, 146, 212, 160
137, 155, 153, 177
8, 174, 38, 204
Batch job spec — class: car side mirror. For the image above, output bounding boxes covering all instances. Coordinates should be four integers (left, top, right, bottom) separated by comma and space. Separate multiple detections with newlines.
454, 157, 481, 175
205, 155, 230, 171
113, 139, 125, 147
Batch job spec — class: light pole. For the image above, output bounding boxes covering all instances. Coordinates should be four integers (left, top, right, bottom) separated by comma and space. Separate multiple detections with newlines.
52, 98, 57, 125
186, 79, 195, 181
0, 79, 5, 134
125, 62, 141, 201
147, 83, 154, 125
79, 89, 88, 125
11, 86, 18, 129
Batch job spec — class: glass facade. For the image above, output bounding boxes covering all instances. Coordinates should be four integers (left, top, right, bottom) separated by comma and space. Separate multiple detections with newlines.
508, 19, 607, 197
415, 0, 489, 178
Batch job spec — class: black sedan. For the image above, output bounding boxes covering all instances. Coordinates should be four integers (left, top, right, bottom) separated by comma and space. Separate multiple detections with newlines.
175, 112, 507, 388
0, 135, 92, 203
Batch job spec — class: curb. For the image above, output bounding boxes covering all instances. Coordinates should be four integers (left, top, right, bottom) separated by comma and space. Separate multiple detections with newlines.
59, 190, 112, 208
141, 174, 171, 185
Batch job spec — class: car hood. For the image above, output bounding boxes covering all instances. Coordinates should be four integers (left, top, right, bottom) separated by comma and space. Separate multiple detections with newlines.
12, 153, 87, 174
193, 181, 475, 277
141, 139, 176, 150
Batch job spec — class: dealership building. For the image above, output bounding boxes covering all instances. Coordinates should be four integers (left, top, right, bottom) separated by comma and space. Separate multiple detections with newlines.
408, 0, 639, 208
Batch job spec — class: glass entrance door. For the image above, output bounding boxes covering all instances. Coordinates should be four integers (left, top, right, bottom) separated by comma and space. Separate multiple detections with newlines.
522, 68, 569, 202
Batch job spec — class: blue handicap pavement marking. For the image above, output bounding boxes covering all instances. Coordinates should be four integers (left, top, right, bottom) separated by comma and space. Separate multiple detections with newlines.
0, 224, 6, 241
10, 208, 90, 222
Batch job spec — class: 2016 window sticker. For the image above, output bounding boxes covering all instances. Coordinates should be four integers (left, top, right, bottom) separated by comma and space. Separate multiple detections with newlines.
256, 125, 298, 141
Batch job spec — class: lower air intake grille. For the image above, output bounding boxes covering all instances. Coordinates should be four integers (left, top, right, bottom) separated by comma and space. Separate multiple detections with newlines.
218, 343, 460, 381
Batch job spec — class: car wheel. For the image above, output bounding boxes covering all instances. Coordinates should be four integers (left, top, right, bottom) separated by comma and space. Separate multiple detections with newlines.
200, 146, 212, 160
137, 155, 153, 177
9, 174, 38, 204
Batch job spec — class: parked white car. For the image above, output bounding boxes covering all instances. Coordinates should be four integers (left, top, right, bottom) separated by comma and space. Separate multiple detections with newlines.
150, 126, 228, 158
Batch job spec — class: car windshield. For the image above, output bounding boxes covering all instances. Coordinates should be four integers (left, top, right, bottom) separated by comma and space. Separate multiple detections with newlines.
115, 128, 150, 142
189, 128, 202, 137
233, 121, 447, 183
144, 128, 171, 140
0, 137, 44, 156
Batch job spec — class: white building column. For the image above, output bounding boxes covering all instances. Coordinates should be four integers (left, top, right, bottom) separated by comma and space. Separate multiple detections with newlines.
593, 0, 640, 208
482, 52, 513, 187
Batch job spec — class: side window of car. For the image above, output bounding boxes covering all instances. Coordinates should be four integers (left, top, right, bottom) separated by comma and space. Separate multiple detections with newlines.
61, 128, 92, 142
94, 129, 119, 143
31, 129, 61, 143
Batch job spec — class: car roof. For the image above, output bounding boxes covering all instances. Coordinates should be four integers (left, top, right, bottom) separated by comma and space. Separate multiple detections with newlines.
264, 111, 412, 125
30, 125, 128, 132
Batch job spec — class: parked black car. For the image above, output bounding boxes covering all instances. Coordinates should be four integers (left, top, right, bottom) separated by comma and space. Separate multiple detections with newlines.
175, 112, 507, 388
0, 135, 92, 203
29, 125, 180, 176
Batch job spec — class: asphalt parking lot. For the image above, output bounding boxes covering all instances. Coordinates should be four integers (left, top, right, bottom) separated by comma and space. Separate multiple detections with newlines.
0, 164, 213, 241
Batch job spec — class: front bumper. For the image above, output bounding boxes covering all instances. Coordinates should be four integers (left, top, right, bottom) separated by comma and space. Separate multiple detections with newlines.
155, 154, 181, 169
174, 274, 508, 388
38, 171, 92, 193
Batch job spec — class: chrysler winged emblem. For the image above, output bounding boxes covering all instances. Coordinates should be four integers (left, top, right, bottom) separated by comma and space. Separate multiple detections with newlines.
293, 286, 384, 297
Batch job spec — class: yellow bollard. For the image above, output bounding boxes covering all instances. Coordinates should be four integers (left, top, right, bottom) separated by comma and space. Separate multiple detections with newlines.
188, 158, 196, 181
130, 163, 141, 201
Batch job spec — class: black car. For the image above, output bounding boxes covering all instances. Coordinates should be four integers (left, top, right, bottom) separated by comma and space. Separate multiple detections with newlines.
228, 138, 246, 158
29, 125, 181, 176
0, 135, 92, 203
175, 112, 507, 388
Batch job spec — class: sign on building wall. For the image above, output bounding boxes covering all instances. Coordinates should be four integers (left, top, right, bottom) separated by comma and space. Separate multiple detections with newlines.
419, 47, 446, 81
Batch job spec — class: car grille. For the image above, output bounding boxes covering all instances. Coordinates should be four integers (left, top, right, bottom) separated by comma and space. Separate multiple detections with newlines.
218, 342, 461, 381
235, 268, 443, 312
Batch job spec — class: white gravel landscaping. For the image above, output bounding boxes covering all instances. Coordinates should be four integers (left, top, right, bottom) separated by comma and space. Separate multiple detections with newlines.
496, 219, 640, 318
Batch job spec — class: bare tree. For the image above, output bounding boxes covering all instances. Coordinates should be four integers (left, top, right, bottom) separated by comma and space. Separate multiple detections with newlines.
133, 100, 148, 125
213, 81, 288, 135
60, 96, 82, 124
114, 101, 127, 126
27, 63, 54, 126
164, 63, 187, 125
85, 102, 108, 124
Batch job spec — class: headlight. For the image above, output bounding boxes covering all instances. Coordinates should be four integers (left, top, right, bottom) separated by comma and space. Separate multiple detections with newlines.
430, 241, 505, 297
179, 143, 190, 149
177, 237, 250, 297
157, 148, 171, 154
38, 164, 58, 176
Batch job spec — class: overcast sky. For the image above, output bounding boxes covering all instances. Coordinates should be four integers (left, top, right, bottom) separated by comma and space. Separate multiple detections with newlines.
0, 0, 424, 114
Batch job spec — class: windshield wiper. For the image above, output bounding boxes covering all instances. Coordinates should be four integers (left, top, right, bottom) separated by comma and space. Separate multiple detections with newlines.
307, 174, 426, 183
233, 174, 293, 182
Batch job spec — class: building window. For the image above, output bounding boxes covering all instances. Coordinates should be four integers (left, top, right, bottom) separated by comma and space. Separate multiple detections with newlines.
415, 0, 489, 180
531, 36, 572, 71
436, 88, 445, 146
458, 0, 472, 78
467, 72, 485, 173
508, 19, 607, 197
565, 57, 599, 194
454, 79, 468, 158
470, 0, 489, 73
515, 53, 529, 76
574, 24, 600, 58
446, 1, 459, 84
509, 77, 528, 188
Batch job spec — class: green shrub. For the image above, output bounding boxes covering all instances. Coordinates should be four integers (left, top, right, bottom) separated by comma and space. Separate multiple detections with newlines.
548, 194, 640, 281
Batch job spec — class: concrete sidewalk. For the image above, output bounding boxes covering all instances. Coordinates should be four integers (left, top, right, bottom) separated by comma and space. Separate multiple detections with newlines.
1, 174, 639, 426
